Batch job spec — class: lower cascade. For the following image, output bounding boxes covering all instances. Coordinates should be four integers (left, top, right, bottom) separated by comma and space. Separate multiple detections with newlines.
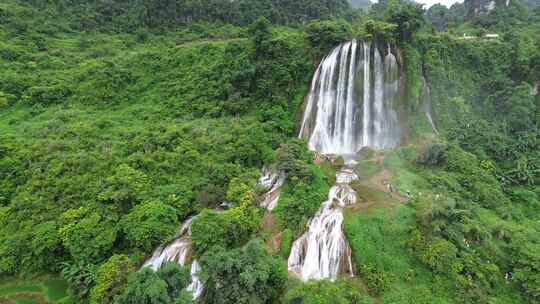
287, 167, 357, 281
143, 217, 204, 300
142, 168, 286, 299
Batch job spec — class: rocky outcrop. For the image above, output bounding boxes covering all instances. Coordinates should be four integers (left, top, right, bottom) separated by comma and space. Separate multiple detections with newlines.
465, 0, 510, 18
349, 0, 372, 9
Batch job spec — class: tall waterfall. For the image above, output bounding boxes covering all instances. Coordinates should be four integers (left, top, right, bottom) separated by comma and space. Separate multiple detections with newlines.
289, 40, 404, 281
299, 40, 403, 154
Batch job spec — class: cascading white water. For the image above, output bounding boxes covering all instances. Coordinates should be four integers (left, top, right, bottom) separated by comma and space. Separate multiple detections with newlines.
257, 167, 286, 211
143, 217, 203, 300
287, 168, 357, 281
290, 40, 404, 281
187, 260, 204, 299
299, 40, 402, 153
420, 77, 439, 135
142, 167, 289, 298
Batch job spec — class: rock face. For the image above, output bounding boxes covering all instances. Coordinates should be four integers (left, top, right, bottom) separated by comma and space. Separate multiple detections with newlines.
465, 0, 509, 18
349, 0, 372, 9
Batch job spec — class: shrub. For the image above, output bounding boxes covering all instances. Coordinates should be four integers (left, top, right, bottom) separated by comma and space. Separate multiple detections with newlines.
276, 139, 314, 181
116, 263, 192, 304
98, 164, 148, 209
274, 165, 329, 233
120, 200, 179, 252
116, 268, 170, 304
61, 262, 97, 301
0, 91, 15, 109
200, 239, 286, 304
59, 208, 117, 264
283, 279, 370, 304
306, 20, 353, 57
416, 143, 447, 166
156, 262, 192, 300
22, 84, 72, 105
91, 254, 135, 304
191, 206, 262, 256
359, 263, 393, 295
419, 238, 458, 273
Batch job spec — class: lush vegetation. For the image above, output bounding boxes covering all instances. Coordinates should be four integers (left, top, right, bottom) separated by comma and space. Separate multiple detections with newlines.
0, 276, 73, 303
0, 0, 538, 303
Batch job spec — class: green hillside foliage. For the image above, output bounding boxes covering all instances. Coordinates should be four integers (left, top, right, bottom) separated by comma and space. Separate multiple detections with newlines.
8, 0, 350, 31
0, 0, 538, 303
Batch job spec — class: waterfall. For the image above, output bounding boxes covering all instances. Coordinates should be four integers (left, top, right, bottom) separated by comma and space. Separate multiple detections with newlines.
143, 217, 204, 300
287, 168, 357, 281
142, 167, 289, 298
420, 77, 438, 135
299, 40, 402, 153
257, 167, 286, 211
290, 40, 404, 281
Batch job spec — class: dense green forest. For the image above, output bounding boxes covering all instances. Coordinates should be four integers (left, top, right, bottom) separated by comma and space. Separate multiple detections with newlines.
0, 0, 538, 303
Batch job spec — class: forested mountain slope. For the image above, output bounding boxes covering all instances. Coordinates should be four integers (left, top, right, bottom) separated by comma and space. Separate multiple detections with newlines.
0, 0, 538, 303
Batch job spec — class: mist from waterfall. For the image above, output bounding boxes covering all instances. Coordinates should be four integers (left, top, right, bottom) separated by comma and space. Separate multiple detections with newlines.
299, 40, 402, 154
420, 77, 439, 135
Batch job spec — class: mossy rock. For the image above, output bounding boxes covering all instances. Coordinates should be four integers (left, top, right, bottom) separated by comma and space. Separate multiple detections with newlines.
358, 147, 376, 159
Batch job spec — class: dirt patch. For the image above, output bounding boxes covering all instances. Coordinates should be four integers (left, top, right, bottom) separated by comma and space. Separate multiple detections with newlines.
261, 211, 282, 254
0, 292, 48, 304
348, 153, 408, 213
262, 211, 278, 233
175, 38, 247, 48
266, 232, 283, 255
364, 168, 408, 204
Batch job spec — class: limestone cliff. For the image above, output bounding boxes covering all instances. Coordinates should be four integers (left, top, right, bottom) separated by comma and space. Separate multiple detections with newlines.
465, 0, 511, 18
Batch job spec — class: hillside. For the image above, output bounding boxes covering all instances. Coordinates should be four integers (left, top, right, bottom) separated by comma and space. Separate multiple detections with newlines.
0, 0, 539, 304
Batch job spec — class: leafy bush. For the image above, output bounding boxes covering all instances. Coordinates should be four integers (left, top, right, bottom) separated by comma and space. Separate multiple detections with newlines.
419, 238, 458, 273
191, 206, 262, 256
116, 263, 191, 304
156, 262, 192, 300
200, 239, 286, 304
306, 20, 353, 57
30, 221, 62, 272
98, 164, 148, 210
359, 263, 393, 295
61, 262, 97, 301
283, 279, 371, 304
364, 19, 397, 42
0, 91, 15, 109
91, 254, 135, 304
22, 84, 72, 105
59, 208, 117, 264
273, 165, 330, 233
275, 139, 314, 181
120, 200, 179, 252
226, 173, 258, 205
416, 143, 447, 166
